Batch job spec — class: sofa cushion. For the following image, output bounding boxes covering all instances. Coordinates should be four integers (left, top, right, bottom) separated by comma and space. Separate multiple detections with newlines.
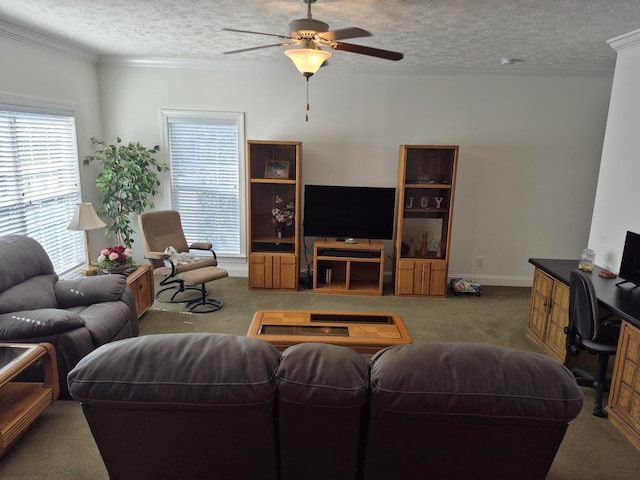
55, 275, 127, 308
0, 234, 56, 294
369, 342, 584, 422
276, 342, 369, 407
68, 333, 280, 407
0, 275, 58, 314
0, 308, 85, 340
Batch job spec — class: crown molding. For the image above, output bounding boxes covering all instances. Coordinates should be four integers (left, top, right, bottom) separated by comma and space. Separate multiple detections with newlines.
0, 19, 97, 63
608, 28, 640, 52
98, 55, 613, 79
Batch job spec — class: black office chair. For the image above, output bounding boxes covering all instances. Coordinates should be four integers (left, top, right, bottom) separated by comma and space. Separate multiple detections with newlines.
565, 269, 620, 417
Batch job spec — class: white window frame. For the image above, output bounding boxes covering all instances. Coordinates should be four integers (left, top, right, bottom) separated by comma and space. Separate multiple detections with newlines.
161, 109, 246, 263
0, 98, 83, 275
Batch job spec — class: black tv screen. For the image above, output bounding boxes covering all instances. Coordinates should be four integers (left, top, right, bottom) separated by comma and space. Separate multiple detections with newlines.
619, 231, 640, 286
303, 185, 396, 240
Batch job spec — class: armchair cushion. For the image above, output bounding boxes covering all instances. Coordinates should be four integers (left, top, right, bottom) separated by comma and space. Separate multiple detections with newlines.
0, 308, 85, 340
0, 275, 58, 313
55, 275, 127, 308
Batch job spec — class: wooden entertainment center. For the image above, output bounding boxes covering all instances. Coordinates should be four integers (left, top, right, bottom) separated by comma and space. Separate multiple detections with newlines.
313, 239, 385, 296
245, 141, 459, 297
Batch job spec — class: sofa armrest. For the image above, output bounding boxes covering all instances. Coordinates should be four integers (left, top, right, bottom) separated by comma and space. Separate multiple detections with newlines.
0, 309, 85, 340
55, 275, 127, 308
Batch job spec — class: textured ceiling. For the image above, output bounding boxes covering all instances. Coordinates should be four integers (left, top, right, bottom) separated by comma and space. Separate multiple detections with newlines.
0, 0, 639, 72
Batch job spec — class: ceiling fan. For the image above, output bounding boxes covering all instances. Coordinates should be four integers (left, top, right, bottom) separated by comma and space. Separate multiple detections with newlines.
222, 0, 404, 78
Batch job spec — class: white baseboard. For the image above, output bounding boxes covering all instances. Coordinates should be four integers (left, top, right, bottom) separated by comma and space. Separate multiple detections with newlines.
228, 267, 533, 288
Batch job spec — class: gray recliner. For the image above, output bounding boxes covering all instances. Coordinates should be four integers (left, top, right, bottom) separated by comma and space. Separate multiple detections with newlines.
0, 234, 138, 397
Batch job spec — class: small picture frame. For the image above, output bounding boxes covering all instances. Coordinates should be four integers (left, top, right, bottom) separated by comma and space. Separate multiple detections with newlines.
264, 160, 290, 179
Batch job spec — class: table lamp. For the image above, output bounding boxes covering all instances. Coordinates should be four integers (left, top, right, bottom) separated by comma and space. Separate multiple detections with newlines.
68, 202, 106, 276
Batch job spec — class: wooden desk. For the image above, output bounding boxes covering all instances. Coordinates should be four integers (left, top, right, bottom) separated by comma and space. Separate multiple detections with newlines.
528, 258, 640, 451
0, 343, 59, 457
247, 310, 412, 354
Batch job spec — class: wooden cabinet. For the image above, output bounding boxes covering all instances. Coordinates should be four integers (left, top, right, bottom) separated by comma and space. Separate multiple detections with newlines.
527, 268, 570, 362
248, 253, 298, 290
394, 145, 458, 298
396, 259, 448, 297
527, 267, 596, 369
247, 140, 301, 291
607, 321, 640, 451
126, 264, 154, 318
313, 239, 384, 296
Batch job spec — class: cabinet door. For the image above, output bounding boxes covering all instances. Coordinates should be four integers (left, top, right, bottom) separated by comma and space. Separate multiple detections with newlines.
249, 254, 270, 288
528, 269, 553, 341
428, 261, 448, 296
278, 255, 298, 290
607, 321, 640, 450
396, 260, 418, 295
544, 281, 570, 360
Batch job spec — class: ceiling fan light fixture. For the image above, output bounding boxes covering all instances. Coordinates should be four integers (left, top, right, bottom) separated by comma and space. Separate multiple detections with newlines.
284, 48, 331, 76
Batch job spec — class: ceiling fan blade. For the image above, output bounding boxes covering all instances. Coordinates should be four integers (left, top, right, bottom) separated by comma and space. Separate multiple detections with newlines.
223, 43, 294, 55
319, 27, 371, 41
222, 28, 292, 41
330, 41, 404, 61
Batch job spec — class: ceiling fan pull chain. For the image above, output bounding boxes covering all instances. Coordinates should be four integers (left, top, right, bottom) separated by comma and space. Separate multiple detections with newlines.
306, 77, 310, 122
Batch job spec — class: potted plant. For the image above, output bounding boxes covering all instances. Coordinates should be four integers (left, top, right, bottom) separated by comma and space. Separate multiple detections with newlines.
84, 136, 169, 247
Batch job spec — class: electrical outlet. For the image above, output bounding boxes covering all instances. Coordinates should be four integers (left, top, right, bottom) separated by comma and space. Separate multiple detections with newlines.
476, 256, 485, 268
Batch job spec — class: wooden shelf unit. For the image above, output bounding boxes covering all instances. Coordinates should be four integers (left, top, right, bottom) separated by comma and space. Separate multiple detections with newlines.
313, 239, 384, 296
247, 140, 301, 291
394, 145, 459, 297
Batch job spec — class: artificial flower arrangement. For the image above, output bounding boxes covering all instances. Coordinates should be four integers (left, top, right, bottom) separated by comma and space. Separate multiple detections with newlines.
271, 195, 295, 227
96, 245, 134, 270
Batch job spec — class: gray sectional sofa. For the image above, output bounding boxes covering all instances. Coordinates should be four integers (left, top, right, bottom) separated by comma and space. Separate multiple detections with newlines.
0, 234, 138, 396
68, 332, 584, 480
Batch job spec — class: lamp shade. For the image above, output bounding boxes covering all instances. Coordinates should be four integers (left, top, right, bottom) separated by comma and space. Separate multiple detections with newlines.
68, 203, 106, 231
284, 48, 332, 75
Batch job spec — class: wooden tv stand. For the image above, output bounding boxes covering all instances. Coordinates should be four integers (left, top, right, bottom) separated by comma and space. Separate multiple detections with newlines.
313, 239, 384, 296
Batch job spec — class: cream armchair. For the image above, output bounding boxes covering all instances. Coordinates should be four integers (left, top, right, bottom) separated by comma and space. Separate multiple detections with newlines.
138, 210, 228, 313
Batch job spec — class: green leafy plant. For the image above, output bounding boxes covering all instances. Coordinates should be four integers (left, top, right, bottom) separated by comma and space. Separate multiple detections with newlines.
84, 137, 169, 247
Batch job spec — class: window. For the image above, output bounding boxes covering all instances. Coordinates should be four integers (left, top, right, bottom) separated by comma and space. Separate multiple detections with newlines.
0, 106, 82, 274
164, 111, 245, 259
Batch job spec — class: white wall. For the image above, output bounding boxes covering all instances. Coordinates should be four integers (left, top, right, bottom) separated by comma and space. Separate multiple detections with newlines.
96, 59, 613, 284
0, 30, 106, 254
588, 29, 640, 271
0, 25, 616, 285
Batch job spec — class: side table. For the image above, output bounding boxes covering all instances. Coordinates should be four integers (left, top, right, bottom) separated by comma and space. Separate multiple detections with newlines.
126, 264, 154, 318
0, 342, 59, 457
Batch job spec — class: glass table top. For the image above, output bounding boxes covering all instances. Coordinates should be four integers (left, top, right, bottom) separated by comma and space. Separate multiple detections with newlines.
0, 344, 39, 373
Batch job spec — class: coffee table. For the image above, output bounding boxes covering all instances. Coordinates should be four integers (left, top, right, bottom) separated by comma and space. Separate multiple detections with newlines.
247, 310, 412, 354
0, 343, 59, 457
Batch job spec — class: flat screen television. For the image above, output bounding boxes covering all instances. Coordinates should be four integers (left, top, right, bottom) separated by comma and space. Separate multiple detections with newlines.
618, 231, 640, 287
303, 185, 396, 240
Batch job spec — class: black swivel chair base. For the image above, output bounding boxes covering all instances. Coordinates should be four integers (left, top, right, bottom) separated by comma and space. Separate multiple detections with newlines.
185, 284, 223, 313
156, 282, 207, 304
572, 352, 613, 417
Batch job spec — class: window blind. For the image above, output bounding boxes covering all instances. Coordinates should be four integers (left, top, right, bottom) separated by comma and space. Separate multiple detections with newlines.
0, 109, 83, 274
167, 115, 243, 257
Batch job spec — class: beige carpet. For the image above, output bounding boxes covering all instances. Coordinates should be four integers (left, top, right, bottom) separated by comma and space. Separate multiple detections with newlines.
1, 277, 639, 479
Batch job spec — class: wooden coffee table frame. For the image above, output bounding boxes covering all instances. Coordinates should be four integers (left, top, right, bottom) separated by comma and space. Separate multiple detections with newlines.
247, 310, 412, 354
0, 342, 59, 457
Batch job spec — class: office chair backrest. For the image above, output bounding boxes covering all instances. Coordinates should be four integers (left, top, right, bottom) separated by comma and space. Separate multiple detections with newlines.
139, 210, 190, 268
569, 269, 600, 343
